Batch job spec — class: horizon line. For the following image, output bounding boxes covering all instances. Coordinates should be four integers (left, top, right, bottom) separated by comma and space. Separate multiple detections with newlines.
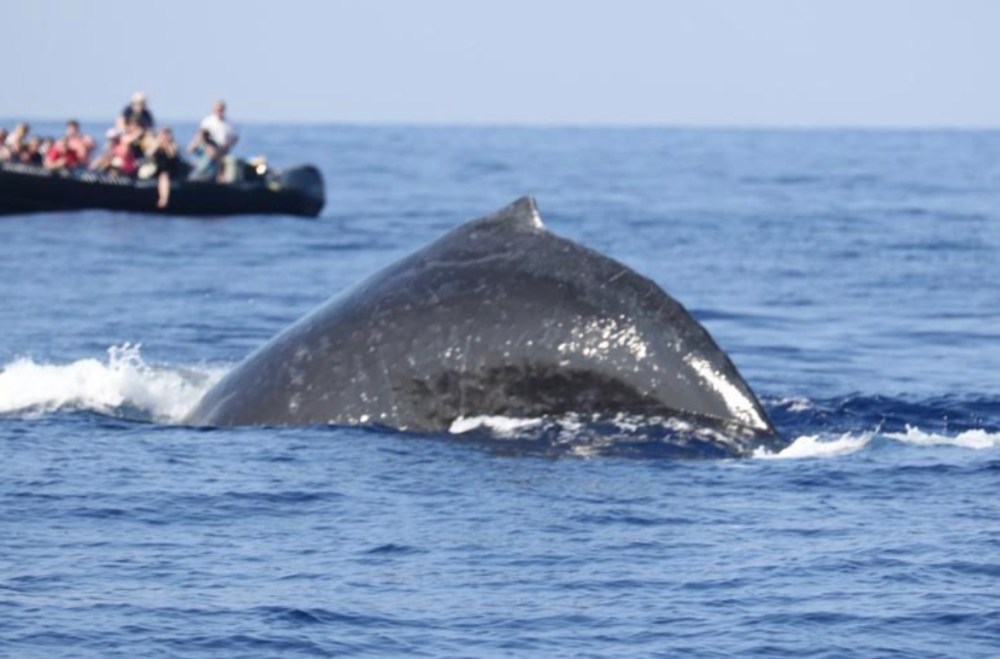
3, 114, 1000, 132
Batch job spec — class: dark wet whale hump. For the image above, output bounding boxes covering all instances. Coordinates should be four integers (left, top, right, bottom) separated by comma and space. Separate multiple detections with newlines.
186, 197, 776, 449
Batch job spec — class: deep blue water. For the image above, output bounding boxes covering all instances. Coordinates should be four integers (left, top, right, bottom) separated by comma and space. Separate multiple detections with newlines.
1, 125, 998, 657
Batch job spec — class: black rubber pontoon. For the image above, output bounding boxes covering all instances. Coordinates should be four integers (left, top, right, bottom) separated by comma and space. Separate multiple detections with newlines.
0, 162, 325, 218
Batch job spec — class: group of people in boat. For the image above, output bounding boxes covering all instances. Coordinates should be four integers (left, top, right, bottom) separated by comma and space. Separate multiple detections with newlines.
0, 121, 94, 170
0, 92, 241, 208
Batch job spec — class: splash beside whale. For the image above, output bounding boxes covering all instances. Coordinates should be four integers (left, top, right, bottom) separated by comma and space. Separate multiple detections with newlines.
185, 197, 781, 455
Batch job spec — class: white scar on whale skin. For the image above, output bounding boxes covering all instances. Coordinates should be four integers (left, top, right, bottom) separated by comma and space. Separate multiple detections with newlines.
556, 318, 648, 361
684, 355, 767, 429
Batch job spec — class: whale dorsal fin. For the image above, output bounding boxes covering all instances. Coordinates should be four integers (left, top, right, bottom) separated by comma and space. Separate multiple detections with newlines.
477, 196, 545, 232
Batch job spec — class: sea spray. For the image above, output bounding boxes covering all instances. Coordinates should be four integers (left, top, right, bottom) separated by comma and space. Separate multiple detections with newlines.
0, 344, 226, 423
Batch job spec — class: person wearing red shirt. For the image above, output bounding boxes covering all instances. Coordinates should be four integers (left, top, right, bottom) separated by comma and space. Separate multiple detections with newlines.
64, 120, 95, 166
44, 137, 80, 171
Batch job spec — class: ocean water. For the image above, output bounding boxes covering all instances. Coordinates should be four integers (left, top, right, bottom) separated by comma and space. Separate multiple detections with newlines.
1, 125, 998, 657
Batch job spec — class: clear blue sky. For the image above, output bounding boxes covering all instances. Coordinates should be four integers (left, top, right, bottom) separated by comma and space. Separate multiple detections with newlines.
6, 0, 999, 126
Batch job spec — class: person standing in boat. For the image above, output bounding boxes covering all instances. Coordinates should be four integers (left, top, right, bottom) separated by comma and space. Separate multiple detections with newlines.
199, 100, 238, 182
117, 92, 155, 132
199, 100, 237, 153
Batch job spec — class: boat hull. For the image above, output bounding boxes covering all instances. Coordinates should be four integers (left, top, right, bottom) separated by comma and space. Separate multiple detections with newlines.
0, 162, 324, 218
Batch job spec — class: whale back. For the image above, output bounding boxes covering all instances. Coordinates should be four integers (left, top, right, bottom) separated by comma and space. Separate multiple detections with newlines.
185, 197, 775, 443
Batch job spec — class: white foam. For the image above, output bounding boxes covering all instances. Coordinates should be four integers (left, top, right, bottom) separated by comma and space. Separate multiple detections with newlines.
773, 396, 813, 413
0, 344, 226, 424
449, 415, 544, 436
885, 425, 1000, 450
755, 424, 1000, 460
754, 432, 874, 459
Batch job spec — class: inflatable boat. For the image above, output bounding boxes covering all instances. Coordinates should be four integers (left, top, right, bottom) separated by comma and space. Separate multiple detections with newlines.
0, 161, 325, 218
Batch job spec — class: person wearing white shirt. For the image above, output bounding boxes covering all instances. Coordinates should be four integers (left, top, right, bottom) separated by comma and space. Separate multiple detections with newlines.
199, 100, 238, 154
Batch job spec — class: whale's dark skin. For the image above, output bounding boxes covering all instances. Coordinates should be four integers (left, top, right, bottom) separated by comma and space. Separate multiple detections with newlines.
186, 197, 780, 454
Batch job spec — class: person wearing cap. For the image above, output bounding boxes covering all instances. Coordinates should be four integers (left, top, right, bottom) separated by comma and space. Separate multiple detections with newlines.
117, 92, 155, 131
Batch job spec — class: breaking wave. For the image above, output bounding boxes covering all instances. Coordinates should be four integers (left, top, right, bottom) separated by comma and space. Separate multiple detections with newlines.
0, 344, 226, 424
753, 427, 1000, 460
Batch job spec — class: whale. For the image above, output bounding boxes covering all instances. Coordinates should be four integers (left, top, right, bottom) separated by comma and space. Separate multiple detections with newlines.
185, 197, 780, 455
